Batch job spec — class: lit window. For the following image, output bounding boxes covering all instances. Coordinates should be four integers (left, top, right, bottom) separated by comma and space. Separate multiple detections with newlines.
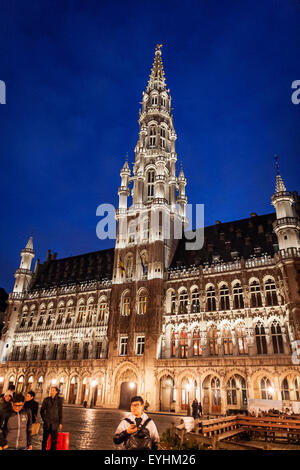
136, 336, 145, 355
119, 337, 128, 356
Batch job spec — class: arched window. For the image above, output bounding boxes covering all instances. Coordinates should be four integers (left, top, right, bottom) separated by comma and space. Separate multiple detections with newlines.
160, 127, 166, 148
250, 281, 262, 307
260, 377, 273, 400
66, 305, 73, 324
179, 290, 188, 314
236, 326, 248, 354
83, 343, 89, 359
147, 170, 155, 199
208, 327, 218, 355
99, 301, 107, 322
222, 328, 233, 355
56, 305, 64, 325
179, 331, 188, 358
227, 377, 237, 405
86, 301, 94, 323
128, 221, 137, 244
38, 307, 46, 326
211, 377, 221, 407
220, 284, 230, 310
265, 279, 278, 306
271, 321, 284, 354
122, 293, 131, 316
77, 304, 85, 323
171, 292, 176, 314
207, 286, 216, 312
241, 378, 248, 406
233, 282, 244, 309
138, 293, 147, 315
255, 322, 267, 354
193, 330, 202, 356
191, 288, 200, 313
149, 126, 156, 147
281, 378, 290, 401
151, 94, 158, 106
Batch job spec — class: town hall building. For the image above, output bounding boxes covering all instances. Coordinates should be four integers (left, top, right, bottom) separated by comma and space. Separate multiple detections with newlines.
1, 46, 300, 415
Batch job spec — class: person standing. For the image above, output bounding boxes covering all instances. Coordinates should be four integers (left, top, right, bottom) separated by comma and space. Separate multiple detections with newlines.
0, 393, 32, 450
24, 391, 39, 423
198, 401, 203, 418
0, 392, 13, 419
40, 386, 63, 451
192, 398, 199, 419
113, 396, 160, 450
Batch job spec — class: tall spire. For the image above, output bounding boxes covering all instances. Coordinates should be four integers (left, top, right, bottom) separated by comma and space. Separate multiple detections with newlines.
147, 44, 166, 91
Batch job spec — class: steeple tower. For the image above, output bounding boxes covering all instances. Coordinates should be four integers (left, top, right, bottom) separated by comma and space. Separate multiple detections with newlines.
13, 236, 35, 293
271, 157, 300, 251
114, 45, 187, 283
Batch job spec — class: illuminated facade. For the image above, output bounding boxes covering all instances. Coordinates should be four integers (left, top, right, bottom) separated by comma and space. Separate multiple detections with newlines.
1, 46, 300, 414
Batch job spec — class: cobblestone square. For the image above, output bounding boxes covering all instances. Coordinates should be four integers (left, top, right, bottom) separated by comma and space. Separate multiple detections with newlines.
32, 407, 182, 450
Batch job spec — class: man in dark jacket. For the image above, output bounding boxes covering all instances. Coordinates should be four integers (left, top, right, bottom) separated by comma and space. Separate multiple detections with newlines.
0, 392, 13, 419
40, 386, 63, 451
24, 391, 39, 423
0, 393, 32, 450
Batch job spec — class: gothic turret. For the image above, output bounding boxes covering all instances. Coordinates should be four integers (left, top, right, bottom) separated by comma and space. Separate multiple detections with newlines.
13, 236, 35, 293
271, 161, 300, 251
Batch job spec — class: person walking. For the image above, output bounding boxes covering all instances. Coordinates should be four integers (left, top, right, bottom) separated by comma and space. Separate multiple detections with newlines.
40, 386, 63, 451
24, 391, 39, 423
192, 398, 199, 419
0, 393, 32, 450
113, 396, 160, 450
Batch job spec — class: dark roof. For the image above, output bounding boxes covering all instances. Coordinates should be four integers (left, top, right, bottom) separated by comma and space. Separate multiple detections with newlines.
29, 247, 114, 291
170, 212, 279, 269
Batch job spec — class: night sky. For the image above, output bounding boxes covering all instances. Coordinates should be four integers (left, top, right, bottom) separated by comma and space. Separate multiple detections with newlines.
0, 0, 299, 293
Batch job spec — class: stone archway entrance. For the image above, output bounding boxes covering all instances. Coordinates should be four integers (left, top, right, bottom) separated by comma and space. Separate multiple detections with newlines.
69, 376, 79, 404
119, 382, 137, 410
160, 376, 175, 411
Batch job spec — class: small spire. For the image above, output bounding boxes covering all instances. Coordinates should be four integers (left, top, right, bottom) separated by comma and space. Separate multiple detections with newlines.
25, 236, 33, 250
275, 174, 287, 193
148, 44, 166, 89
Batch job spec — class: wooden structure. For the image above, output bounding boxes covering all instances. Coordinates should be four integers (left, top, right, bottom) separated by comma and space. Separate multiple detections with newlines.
175, 414, 300, 449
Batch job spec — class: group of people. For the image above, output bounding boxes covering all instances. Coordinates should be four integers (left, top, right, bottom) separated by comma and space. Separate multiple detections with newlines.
250, 408, 298, 418
191, 398, 203, 419
0, 386, 63, 450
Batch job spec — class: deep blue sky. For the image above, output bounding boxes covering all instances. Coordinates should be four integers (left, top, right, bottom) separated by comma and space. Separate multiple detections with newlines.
0, 0, 299, 292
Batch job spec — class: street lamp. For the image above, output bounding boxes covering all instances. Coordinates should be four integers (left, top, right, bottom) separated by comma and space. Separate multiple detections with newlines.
129, 382, 135, 389
268, 386, 274, 395
51, 378, 57, 385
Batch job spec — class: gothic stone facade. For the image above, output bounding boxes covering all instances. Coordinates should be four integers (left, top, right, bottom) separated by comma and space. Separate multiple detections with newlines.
1, 47, 300, 414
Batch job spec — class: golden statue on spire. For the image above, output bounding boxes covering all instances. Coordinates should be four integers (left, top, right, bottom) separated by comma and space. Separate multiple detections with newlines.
156, 43, 163, 52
